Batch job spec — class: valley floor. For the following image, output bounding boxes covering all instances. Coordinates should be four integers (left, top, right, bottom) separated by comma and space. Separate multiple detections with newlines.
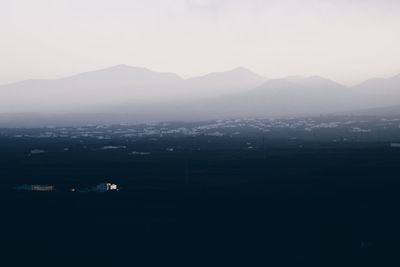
1, 119, 400, 266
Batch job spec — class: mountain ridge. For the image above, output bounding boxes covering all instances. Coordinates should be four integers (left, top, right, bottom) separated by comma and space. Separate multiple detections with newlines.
0, 65, 400, 123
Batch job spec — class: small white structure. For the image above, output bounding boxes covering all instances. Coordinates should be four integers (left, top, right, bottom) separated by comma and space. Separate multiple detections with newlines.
390, 143, 400, 148
91, 183, 118, 192
15, 184, 55, 192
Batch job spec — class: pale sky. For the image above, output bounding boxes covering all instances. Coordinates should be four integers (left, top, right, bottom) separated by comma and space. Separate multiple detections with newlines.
1, 0, 400, 85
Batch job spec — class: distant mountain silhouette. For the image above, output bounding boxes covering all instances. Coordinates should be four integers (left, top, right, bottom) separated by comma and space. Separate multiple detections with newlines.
0, 65, 400, 125
348, 73, 400, 109
173, 77, 354, 119
0, 65, 184, 112
354, 74, 400, 94
0, 65, 265, 113
180, 67, 265, 98
104, 76, 400, 121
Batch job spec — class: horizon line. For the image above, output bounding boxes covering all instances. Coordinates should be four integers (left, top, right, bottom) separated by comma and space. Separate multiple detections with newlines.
1, 64, 399, 88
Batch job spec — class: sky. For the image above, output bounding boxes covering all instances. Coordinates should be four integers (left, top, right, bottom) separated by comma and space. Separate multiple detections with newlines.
0, 0, 400, 85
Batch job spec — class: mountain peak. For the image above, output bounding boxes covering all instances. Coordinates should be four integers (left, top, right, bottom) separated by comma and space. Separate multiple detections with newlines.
188, 67, 265, 82
229, 67, 253, 73
65, 64, 183, 82
228, 67, 264, 78
111, 64, 130, 69
105, 64, 152, 73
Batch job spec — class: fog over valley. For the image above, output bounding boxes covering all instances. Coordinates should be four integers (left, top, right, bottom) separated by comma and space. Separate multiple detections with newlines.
1, 64, 400, 126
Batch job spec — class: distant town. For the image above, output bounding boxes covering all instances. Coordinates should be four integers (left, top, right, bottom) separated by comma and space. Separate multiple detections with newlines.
0, 116, 399, 142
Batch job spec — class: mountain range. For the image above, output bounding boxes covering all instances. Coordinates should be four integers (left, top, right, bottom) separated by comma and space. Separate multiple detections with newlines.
0, 65, 399, 125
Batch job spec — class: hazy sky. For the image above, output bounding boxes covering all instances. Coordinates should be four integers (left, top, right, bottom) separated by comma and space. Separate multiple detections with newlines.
1, 0, 400, 85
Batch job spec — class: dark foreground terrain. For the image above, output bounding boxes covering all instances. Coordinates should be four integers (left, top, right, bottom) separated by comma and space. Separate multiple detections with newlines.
1, 117, 400, 266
